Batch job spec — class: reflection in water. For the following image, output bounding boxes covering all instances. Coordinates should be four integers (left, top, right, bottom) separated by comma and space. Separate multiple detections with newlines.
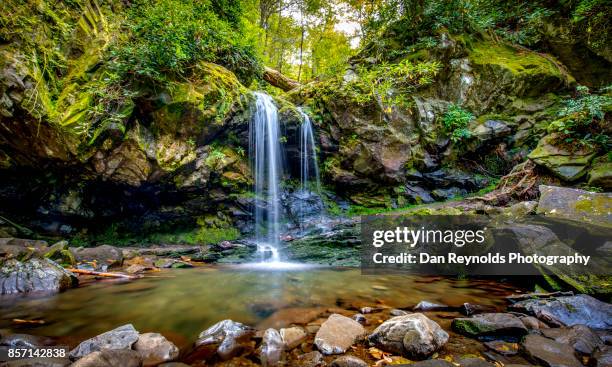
0, 266, 520, 348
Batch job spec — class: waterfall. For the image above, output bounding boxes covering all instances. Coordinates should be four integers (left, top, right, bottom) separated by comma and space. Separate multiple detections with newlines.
250, 92, 283, 262
297, 108, 324, 225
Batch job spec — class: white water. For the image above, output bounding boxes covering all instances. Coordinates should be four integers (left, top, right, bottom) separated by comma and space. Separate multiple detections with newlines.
299, 108, 322, 197
250, 92, 284, 262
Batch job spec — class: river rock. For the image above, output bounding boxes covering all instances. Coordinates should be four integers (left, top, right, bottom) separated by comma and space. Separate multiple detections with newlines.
0, 333, 49, 348
536, 185, 611, 227
133, 332, 179, 366
70, 349, 142, 367
296, 351, 325, 367
460, 303, 495, 316
0, 258, 77, 295
368, 313, 448, 358
390, 309, 409, 316
352, 313, 367, 325
456, 357, 495, 367
521, 334, 582, 367
541, 325, 603, 355
314, 314, 365, 355
280, 326, 307, 349
452, 313, 527, 337
329, 355, 368, 367
484, 340, 519, 356
259, 328, 285, 367
588, 159, 612, 190
194, 319, 255, 361
508, 294, 612, 329
414, 301, 449, 311
69, 324, 140, 359
70, 245, 124, 268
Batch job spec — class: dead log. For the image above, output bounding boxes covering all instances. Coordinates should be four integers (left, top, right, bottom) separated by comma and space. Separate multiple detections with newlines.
67, 268, 138, 279
263, 66, 300, 91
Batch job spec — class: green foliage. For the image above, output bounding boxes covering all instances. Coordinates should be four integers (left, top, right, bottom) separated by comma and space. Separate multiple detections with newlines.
442, 104, 475, 143
205, 147, 227, 170
109, 0, 261, 85
547, 86, 612, 149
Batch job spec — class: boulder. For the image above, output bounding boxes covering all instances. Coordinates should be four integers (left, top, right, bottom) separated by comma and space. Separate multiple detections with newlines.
193, 319, 255, 361
541, 325, 603, 355
0, 258, 77, 295
314, 314, 365, 355
70, 349, 142, 367
528, 134, 596, 181
508, 294, 612, 329
279, 327, 307, 350
69, 324, 140, 359
259, 328, 285, 367
329, 355, 368, 367
536, 185, 612, 227
368, 313, 448, 359
521, 334, 582, 367
452, 313, 527, 337
133, 332, 179, 366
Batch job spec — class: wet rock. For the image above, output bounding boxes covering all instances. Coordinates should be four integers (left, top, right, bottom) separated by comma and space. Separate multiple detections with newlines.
125, 264, 146, 274
521, 334, 582, 367
3, 357, 71, 366
329, 355, 368, 367
403, 360, 454, 367
588, 159, 612, 190
170, 261, 193, 269
368, 313, 448, 359
505, 201, 538, 217
390, 309, 409, 316
592, 345, 612, 367
0, 258, 77, 295
460, 303, 495, 316
69, 324, 140, 359
259, 328, 285, 367
280, 327, 307, 350
193, 319, 255, 361
133, 332, 179, 366
456, 357, 495, 367
471, 120, 511, 142
452, 313, 527, 337
518, 315, 548, 330
70, 349, 142, 367
70, 245, 124, 268
0, 333, 49, 348
296, 351, 325, 367
536, 185, 611, 227
508, 294, 612, 329
314, 314, 365, 355
153, 259, 176, 268
360, 307, 379, 314
414, 301, 449, 311
541, 325, 603, 355
484, 340, 519, 356
352, 313, 367, 325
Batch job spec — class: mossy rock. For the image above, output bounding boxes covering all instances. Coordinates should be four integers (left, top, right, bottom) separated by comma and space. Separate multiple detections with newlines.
587, 157, 612, 190
528, 134, 596, 181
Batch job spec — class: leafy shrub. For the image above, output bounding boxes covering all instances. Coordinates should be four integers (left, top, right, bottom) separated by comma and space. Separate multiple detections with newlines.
548, 85, 611, 149
442, 104, 474, 143
109, 0, 261, 85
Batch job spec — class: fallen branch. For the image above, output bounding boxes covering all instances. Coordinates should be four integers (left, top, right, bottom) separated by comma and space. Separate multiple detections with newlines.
263, 66, 300, 91
67, 268, 138, 279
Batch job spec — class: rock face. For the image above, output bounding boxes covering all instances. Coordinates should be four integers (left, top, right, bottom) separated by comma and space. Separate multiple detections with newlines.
529, 135, 596, 181
0, 258, 77, 295
452, 313, 527, 337
70, 349, 142, 367
133, 332, 179, 366
367, 313, 448, 359
259, 328, 285, 367
314, 314, 365, 355
521, 334, 583, 367
193, 319, 255, 361
508, 294, 612, 329
536, 185, 612, 227
69, 324, 140, 359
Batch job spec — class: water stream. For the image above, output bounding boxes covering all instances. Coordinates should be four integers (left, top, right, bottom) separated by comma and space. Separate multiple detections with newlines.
298, 108, 324, 226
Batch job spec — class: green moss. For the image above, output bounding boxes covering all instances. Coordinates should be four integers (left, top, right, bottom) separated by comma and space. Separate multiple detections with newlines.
452, 319, 496, 336
468, 42, 562, 78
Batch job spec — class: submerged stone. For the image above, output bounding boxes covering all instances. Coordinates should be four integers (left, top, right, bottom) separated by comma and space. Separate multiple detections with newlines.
193, 319, 255, 361
259, 328, 285, 367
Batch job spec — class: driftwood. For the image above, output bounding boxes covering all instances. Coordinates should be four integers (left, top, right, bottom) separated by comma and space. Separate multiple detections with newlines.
263, 66, 300, 91
67, 268, 138, 279
468, 159, 540, 205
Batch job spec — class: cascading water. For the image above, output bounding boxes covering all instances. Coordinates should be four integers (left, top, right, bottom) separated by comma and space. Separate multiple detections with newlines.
250, 92, 284, 262
297, 108, 324, 226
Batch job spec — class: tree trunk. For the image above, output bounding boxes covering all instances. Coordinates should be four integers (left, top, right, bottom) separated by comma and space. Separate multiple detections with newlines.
263, 67, 300, 91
